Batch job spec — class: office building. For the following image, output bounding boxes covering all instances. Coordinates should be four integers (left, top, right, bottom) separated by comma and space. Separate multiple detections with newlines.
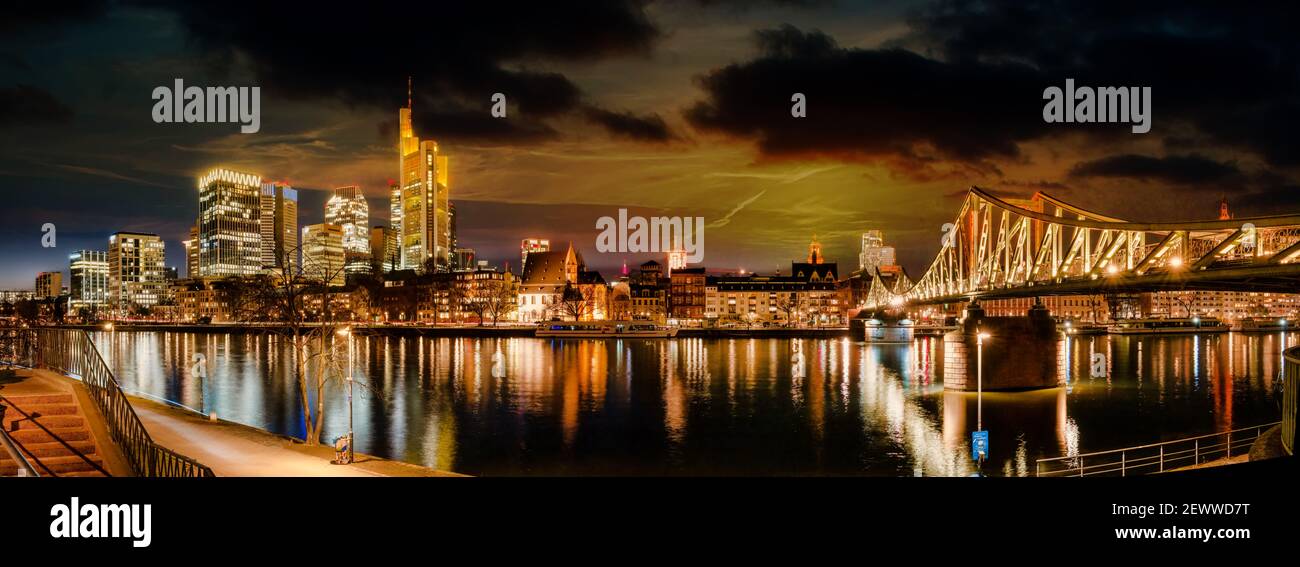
108, 231, 167, 310
260, 182, 299, 273
198, 168, 262, 277
858, 230, 896, 273
398, 85, 450, 271
520, 238, 550, 273
183, 224, 200, 278
302, 223, 346, 286
388, 181, 402, 260
36, 271, 62, 299
371, 226, 399, 273
69, 250, 109, 311
325, 185, 370, 275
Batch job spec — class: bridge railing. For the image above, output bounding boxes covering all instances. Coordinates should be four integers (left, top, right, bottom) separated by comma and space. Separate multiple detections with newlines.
1284, 347, 1300, 455
1035, 422, 1279, 477
6, 327, 215, 478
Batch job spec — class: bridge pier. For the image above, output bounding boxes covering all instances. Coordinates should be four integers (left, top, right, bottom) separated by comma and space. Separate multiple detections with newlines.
943, 299, 1065, 391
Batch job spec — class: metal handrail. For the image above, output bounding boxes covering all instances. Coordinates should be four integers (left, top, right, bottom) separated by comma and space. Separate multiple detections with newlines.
0, 404, 39, 477
1035, 421, 1279, 477
16, 329, 214, 477
1284, 347, 1299, 455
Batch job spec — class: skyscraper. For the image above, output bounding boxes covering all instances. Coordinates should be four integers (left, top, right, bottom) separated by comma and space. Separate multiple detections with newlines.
449, 201, 458, 264
198, 168, 262, 277
858, 230, 896, 273
520, 238, 549, 273
69, 250, 109, 311
36, 271, 62, 299
389, 181, 402, 256
260, 182, 299, 273
399, 82, 450, 271
183, 224, 200, 278
325, 185, 370, 275
371, 226, 399, 273
301, 223, 346, 286
108, 231, 167, 311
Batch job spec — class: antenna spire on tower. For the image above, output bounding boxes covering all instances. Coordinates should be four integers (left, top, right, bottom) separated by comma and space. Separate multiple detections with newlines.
407, 75, 413, 110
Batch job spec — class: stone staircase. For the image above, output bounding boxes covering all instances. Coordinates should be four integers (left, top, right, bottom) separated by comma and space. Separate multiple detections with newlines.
1, 392, 111, 477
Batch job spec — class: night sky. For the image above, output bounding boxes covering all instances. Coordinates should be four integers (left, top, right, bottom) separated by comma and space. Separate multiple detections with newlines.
3, 1, 1299, 288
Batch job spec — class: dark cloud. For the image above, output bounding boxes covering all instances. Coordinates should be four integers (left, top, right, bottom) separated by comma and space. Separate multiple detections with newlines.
0, 85, 74, 126
1233, 185, 1300, 215
125, 1, 661, 143
906, 0, 1300, 166
2, 1, 110, 34
1067, 154, 1243, 187
685, 24, 1051, 167
583, 106, 677, 142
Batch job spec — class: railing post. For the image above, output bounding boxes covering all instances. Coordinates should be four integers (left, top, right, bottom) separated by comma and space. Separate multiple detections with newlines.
1159, 445, 1164, 473
1227, 430, 1232, 458
1079, 457, 1084, 477
1195, 439, 1199, 464
1121, 451, 1126, 477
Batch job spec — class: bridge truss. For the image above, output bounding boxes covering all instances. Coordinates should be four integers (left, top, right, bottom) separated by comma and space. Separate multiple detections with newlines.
865, 187, 1300, 308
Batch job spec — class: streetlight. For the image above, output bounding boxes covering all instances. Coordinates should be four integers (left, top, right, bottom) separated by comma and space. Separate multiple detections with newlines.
976, 331, 990, 434
336, 326, 355, 464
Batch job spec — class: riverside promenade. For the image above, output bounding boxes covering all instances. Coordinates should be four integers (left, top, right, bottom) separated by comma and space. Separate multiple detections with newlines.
129, 395, 464, 477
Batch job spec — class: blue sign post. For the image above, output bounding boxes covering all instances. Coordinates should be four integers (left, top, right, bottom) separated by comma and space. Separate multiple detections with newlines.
971, 430, 989, 462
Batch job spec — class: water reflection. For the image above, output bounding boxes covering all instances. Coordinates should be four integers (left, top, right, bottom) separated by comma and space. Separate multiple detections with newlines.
90, 330, 1290, 476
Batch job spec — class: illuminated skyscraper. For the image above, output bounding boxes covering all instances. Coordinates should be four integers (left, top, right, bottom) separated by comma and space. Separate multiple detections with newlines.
371, 226, 399, 273
389, 181, 402, 253
301, 223, 346, 287
198, 168, 262, 277
325, 185, 370, 275
520, 238, 549, 273
858, 230, 896, 273
69, 250, 108, 311
108, 231, 167, 311
36, 271, 62, 299
183, 224, 200, 278
260, 182, 299, 273
399, 81, 450, 271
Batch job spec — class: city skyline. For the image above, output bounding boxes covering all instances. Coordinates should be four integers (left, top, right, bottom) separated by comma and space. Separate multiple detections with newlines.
5, 2, 1300, 289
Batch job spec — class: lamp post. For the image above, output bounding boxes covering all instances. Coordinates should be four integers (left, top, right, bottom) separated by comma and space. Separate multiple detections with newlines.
336, 326, 355, 464
976, 331, 990, 433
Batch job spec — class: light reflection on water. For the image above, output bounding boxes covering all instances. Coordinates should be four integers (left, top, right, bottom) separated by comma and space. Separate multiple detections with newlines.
89, 330, 1291, 476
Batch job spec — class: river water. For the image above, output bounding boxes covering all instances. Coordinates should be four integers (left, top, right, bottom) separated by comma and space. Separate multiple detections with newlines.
89, 330, 1290, 476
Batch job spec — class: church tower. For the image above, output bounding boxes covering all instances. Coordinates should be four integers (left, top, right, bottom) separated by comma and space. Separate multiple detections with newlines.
807, 234, 824, 264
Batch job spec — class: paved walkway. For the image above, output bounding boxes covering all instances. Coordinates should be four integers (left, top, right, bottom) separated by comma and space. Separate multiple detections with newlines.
130, 396, 461, 477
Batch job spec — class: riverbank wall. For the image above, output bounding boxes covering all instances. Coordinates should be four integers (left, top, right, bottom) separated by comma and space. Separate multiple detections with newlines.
51, 324, 852, 339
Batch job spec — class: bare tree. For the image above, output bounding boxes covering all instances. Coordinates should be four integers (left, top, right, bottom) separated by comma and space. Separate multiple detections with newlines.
460, 281, 491, 326
558, 283, 591, 321
429, 276, 465, 324
1166, 292, 1194, 318
251, 245, 351, 446
773, 293, 805, 327
483, 279, 518, 326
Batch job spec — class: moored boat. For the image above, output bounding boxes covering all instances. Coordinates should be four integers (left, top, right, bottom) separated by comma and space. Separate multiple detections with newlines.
1108, 317, 1228, 335
536, 320, 678, 338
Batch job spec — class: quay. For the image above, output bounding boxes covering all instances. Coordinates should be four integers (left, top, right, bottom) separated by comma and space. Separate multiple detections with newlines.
128, 395, 462, 477
56, 323, 854, 339
2, 328, 463, 478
